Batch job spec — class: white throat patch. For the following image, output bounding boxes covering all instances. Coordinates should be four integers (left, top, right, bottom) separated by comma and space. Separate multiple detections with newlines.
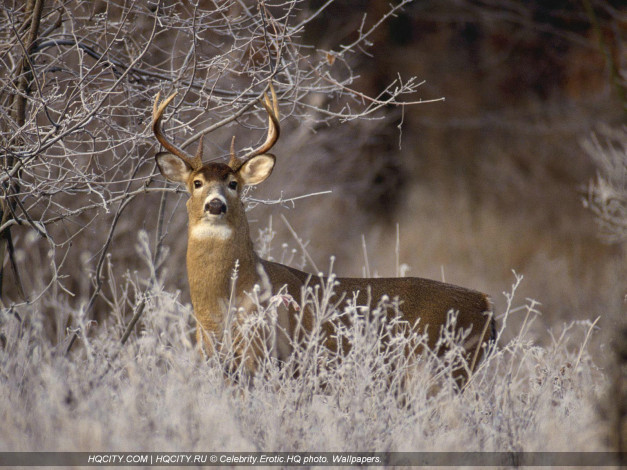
189, 222, 233, 240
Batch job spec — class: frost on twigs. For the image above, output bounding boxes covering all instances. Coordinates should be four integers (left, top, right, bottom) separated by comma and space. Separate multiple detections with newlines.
0, 260, 608, 451
584, 126, 627, 242
0, 0, 426, 312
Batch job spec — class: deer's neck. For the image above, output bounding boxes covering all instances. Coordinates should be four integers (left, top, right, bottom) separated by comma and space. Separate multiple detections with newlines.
186, 223, 260, 339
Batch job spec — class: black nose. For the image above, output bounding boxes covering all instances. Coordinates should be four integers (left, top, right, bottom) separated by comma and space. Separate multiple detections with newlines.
205, 198, 227, 215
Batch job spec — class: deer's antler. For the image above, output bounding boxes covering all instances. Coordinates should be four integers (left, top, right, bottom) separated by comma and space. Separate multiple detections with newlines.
153, 91, 203, 171
229, 83, 280, 169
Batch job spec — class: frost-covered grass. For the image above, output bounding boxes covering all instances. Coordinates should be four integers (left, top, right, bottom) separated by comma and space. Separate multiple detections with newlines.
0, 237, 610, 457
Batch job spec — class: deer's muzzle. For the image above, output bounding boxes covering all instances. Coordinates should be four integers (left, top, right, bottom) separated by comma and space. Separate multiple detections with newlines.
205, 198, 227, 215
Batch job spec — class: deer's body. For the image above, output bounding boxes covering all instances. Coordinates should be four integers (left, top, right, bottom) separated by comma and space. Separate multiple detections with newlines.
152, 87, 494, 384
187, 209, 493, 366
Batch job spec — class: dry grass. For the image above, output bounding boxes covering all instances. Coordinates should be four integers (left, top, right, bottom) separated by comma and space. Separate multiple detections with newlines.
0, 233, 610, 457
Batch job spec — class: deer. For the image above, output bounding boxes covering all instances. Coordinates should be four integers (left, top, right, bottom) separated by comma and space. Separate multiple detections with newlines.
151, 85, 495, 387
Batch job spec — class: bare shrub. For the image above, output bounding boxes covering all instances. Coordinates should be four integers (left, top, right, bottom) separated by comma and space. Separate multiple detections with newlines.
584, 126, 627, 456
585, 126, 627, 243
0, 0, 422, 323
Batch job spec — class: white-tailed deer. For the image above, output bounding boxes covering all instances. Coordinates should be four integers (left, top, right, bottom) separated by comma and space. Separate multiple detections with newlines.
152, 86, 495, 385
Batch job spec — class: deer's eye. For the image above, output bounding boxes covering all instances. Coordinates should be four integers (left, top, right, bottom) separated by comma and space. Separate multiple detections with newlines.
228, 180, 238, 190
193, 180, 202, 189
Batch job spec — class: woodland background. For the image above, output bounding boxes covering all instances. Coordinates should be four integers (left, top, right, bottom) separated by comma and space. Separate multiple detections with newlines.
0, 0, 625, 458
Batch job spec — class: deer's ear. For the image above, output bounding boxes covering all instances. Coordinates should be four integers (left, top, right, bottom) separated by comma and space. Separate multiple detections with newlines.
156, 152, 193, 184
238, 154, 275, 185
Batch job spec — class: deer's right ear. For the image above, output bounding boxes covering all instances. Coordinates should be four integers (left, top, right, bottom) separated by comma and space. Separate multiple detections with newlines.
155, 152, 193, 184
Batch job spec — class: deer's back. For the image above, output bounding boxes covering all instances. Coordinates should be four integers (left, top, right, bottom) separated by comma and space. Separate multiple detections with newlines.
263, 260, 493, 350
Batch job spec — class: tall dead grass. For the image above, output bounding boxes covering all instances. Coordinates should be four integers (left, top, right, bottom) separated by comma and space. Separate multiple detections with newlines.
0, 232, 610, 456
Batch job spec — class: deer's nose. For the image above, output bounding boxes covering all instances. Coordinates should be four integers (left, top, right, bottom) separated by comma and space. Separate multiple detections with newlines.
205, 198, 227, 215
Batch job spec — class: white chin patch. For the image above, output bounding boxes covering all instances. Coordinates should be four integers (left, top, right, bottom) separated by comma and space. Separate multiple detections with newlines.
190, 222, 233, 240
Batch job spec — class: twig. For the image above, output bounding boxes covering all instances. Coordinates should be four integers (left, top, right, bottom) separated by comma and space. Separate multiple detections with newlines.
280, 214, 319, 274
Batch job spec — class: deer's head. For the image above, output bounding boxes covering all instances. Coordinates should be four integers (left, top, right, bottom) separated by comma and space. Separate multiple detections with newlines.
152, 87, 280, 240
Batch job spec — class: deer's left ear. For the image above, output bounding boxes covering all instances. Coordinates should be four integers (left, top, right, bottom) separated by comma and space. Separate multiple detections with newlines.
238, 154, 275, 185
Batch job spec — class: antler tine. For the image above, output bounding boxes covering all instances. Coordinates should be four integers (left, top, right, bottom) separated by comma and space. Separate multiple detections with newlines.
152, 91, 203, 170
240, 83, 280, 161
228, 136, 238, 168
